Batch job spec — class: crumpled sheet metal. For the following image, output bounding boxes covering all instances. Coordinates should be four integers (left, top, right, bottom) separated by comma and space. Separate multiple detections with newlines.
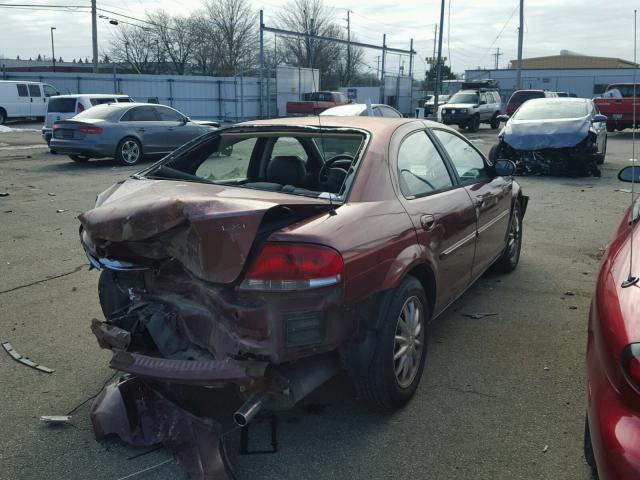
91, 376, 236, 480
502, 115, 591, 150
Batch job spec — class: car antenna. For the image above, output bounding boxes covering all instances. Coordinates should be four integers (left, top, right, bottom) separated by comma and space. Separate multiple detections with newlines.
311, 70, 335, 214
623, 8, 640, 288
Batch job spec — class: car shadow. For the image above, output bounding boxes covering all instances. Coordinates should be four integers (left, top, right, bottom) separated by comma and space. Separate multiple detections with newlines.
38, 153, 157, 173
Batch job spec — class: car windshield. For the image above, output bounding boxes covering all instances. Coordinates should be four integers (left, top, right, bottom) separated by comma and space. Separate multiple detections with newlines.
448, 92, 478, 104
514, 100, 589, 120
141, 128, 367, 201
509, 91, 544, 104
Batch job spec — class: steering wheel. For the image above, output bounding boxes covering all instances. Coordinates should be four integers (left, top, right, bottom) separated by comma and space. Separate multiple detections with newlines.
318, 154, 354, 190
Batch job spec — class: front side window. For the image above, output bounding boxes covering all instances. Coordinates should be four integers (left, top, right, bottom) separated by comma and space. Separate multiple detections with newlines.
43, 84, 58, 97
28, 84, 41, 97
155, 106, 184, 122
16, 84, 28, 97
397, 131, 453, 198
433, 129, 490, 183
122, 106, 158, 122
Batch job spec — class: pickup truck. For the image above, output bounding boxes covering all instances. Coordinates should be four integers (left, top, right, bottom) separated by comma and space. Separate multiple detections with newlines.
594, 83, 640, 132
286, 91, 349, 116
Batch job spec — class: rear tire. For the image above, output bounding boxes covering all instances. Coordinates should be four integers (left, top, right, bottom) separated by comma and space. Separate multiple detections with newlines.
490, 112, 500, 129
468, 115, 480, 133
458, 124, 466, 131
0, 109, 6, 125
69, 154, 89, 162
116, 137, 143, 165
493, 201, 522, 273
353, 276, 429, 409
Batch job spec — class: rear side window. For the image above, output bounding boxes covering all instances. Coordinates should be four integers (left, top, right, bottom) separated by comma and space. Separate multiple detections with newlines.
116, 97, 133, 102
397, 131, 453, 198
28, 85, 41, 97
509, 91, 544, 104
90, 98, 115, 106
48, 98, 77, 113
195, 137, 258, 181
16, 84, 28, 97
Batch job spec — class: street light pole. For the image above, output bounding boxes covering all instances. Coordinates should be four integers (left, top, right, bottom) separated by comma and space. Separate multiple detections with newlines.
50, 27, 56, 72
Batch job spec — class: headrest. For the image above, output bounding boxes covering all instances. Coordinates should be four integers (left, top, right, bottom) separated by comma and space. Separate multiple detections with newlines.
267, 156, 307, 186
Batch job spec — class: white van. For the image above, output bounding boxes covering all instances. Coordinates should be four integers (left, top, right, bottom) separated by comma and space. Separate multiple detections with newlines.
0, 80, 60, 124
42, 94, 133, 147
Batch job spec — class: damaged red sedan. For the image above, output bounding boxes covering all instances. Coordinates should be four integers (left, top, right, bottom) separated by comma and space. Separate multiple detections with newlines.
79, 117, 527, 475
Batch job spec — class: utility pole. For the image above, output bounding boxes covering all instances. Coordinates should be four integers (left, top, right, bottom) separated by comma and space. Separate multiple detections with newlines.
434, 0, 445, 113
91, 0, 98, 72
50, 27, 56, 73
493, 47, 502, 70
346, 9, 351, 83
376, 55, 380, 79
516, 0, 524, 89
380, 33, 386, 103
259, 10, 264, 118
431, 24, 437, 92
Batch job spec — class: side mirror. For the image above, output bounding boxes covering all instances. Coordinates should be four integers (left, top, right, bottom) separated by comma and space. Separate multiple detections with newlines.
618, 165, 640, 182
183, 116, 189, 124
496, 114, 509, 123
494, 159, 516, 177
593, 114, 607, 123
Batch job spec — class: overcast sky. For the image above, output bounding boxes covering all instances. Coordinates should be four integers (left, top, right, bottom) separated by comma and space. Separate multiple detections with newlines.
0, 0, 638, 77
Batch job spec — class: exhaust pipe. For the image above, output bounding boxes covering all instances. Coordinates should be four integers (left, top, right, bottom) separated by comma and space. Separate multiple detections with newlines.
233, 392, 268, 427
233, 353, 341, 426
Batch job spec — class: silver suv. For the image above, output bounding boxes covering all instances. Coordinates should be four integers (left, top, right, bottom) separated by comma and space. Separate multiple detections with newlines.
439, 89, 502, 132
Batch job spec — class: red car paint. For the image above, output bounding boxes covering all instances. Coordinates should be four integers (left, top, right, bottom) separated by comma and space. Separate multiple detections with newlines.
286, 91, 348, 115
505, 89, 553, 117
594, 83, 640, 131
586, 199, 640, 479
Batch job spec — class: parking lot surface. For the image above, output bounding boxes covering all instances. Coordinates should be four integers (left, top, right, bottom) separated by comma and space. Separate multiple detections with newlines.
0, 120, 626, 479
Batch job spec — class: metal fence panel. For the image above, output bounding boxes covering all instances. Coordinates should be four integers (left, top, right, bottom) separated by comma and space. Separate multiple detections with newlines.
1, 71, 276, 121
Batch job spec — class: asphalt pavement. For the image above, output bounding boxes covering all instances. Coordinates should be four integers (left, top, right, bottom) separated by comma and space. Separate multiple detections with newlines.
0, 120, 627, 479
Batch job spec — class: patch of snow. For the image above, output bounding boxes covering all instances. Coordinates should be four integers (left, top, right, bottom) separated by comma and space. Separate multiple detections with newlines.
0, 125, 40, 133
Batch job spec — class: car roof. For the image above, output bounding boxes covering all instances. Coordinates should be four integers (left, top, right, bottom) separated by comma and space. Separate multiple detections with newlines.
237, 116, 447, 135
88, 102, 165, 110
524, 97, 589, 105
51, 94, 130, 99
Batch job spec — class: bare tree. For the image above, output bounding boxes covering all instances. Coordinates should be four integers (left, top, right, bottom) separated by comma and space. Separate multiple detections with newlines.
188, 13, 221, 76
276, 0, 347, 87
204, 0, 257, 75
108, 25, 158, 74
147, 10, 194, 75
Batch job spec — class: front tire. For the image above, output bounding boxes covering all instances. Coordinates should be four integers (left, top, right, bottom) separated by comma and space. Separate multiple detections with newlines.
353, 276, 429, 408
490, 112, 500, 129
468, 114, 480, 133
596, 138, 607, 165
489, 143, 502, 162
116, 137, 143, 165
493, 200, 522, 273
0, 109, 6, 125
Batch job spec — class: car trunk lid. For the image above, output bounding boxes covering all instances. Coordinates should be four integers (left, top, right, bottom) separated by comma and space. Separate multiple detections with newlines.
80, 178, 333, 284
53, 119, 103, 140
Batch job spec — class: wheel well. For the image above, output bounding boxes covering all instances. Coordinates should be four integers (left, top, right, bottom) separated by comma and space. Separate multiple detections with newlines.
407, 264, 436, 312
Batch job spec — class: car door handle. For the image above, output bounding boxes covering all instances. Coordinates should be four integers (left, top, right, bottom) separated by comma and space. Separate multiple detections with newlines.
137, 128, 145, 132
167, 127, 174, 131
420, 214, 436, 231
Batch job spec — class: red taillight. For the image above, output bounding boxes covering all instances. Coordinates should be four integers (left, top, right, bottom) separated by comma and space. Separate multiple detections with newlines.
240, 243, 343, 291
77, 103, 85, 113
78, 125, 103, 135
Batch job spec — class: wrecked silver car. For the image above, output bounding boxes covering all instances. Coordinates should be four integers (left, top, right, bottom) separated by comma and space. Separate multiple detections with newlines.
489, 97, 607, 177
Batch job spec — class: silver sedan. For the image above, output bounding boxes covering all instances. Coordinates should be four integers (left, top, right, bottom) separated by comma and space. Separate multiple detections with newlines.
50, 103, 219, 165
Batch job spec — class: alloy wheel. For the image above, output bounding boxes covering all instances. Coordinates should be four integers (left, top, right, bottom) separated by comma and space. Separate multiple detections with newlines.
121, 140, 140, 164
507, 208, 521, 260
393, 296, 425, 388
